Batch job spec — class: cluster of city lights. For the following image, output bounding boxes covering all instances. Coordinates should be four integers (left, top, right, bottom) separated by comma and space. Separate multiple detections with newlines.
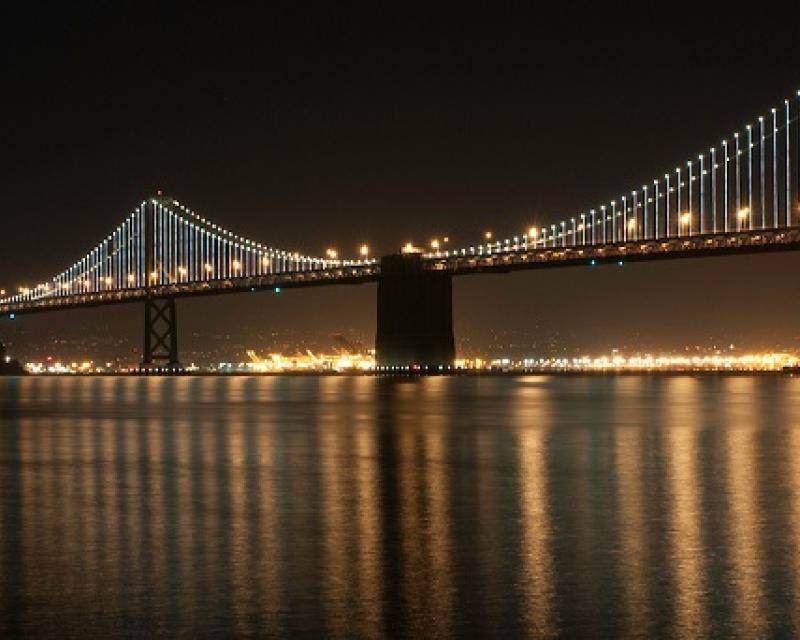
227, 349, 376, 373
457, 353, 799, 372
18, 351, 800, 375
26, 361, 97, 374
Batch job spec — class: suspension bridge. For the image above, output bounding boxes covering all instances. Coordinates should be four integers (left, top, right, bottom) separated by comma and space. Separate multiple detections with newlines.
2, 92, 799, 370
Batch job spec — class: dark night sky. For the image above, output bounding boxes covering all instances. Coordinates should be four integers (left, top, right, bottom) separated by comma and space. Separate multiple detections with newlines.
2, 3, 800, 358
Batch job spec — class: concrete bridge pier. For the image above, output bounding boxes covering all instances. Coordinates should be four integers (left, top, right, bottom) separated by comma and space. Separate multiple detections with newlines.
375, 253, 455, 370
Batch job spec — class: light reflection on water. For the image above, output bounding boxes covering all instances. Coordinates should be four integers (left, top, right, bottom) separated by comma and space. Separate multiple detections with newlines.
2, 375, 800, 637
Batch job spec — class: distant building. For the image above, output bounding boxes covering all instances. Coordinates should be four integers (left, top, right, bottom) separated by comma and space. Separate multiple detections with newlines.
0, 342, 25, 375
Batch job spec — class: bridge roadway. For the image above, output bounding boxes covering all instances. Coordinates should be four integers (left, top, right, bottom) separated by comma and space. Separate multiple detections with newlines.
3, 227, 800, 318
0, 264, 380, 316
427, 227, 800, 275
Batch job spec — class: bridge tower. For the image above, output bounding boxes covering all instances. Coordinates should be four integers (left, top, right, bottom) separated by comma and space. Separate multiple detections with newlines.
141, 195, 180, 370
376, 252, 455, 370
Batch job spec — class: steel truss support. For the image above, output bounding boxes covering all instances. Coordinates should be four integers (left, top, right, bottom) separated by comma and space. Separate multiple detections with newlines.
142, 295, 179, 368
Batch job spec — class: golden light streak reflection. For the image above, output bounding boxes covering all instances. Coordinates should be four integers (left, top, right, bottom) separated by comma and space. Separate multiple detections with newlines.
664, 376, 707, 637
570, 404, 594, 613
145, 414, 167, 613
420, 377, 453, 639
612, 376, 651, 637
101, 404, 124, 624
476, 426, 504, 624
320, 377, 351, 638
390, 378, 455, 636
201, 401, 220, 616
514, 379, 557, 637
353, 408, 383, 637
123, 412, 144, 601
254, 382, 281, 634
397, 412, 426, 629
722, 376, 766, 637
226, 382, 251, 637
174, 413, 196, 625
16, 410, 33, 618
785, 378, 800, 632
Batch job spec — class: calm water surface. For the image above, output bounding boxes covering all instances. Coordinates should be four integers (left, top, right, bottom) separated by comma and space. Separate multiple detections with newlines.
2, 375, 800, 638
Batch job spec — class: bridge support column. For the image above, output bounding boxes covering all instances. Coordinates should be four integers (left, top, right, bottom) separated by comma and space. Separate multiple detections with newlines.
376, 253, 455, 370
141, 296, 180, 370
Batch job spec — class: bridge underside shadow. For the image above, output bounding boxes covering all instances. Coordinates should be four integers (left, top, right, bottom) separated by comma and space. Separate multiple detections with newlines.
375, 253, 455, 370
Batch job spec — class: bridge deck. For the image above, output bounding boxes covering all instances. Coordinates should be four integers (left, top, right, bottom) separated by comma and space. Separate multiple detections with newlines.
1, 266, 379, 316
427, 228, 800, 275
4, 228, 800, 317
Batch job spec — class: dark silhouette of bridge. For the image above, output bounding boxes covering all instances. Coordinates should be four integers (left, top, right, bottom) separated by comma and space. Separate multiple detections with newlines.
2, 92, 799, 370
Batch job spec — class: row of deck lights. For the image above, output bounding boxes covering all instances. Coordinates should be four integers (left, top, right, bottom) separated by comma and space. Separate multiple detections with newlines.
2, 253, 377, 304
424, 208, 752, 259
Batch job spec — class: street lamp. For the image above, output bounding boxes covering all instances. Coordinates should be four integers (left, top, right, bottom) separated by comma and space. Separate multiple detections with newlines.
627, 216, 637, 241
679, 212, 691, 237
737, 208, 750, 230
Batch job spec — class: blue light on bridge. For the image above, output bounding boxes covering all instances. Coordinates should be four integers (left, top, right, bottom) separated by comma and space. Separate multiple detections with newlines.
274, 287, 281, 295
618, 260, 624, 267
8, 313, 15, 320
590, 259, 597, 266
